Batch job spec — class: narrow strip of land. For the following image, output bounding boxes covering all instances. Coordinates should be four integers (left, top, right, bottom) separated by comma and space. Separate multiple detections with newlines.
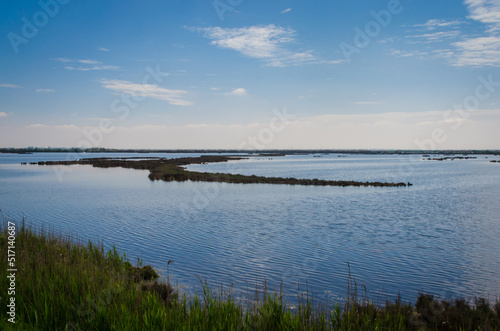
4, 147, 500, 155
30, 155, 411, 187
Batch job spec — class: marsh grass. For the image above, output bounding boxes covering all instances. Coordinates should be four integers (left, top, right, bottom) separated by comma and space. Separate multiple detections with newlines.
1, 220, 499, 330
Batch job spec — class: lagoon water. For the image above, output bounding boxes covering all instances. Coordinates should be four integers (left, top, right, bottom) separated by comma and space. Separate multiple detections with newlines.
1, 152, 500, 304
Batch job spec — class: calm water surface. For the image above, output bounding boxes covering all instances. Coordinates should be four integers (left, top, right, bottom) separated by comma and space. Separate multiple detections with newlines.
1, 152, 500, 303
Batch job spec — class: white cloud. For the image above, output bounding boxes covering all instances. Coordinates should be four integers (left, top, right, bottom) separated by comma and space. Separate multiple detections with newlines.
78, 59, 101, 64
447, 0, 500, 66
281, 8, 292, 14
98, 47, 109, 52
196, 25, 294, 58
224, 88, 247, 96
99, 79, 193, 106
412, 19, 465, 30
401, 19, 463, 47
76, 65, 119, 71
431, 49, 455, 58
465, 0, 500, 30
192, 25, 341, 67
407, 30, 461, 43
54, 58, 119, 71
36, 89, 55, 93
0, 112, 8, 117
54, 57, 71, 63
450, 36, 500, 66
0, 84, 22, 88
394, 2, 500, 67
388, 49, 429, 57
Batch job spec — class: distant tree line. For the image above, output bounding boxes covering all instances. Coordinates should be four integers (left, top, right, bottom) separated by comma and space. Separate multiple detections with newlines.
1, 147, 499, 155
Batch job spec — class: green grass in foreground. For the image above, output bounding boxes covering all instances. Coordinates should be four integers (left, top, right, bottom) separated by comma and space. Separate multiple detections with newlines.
1, 220, 499, 330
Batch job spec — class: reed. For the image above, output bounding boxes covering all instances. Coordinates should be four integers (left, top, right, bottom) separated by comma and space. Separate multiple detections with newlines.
1, 220, 499, 330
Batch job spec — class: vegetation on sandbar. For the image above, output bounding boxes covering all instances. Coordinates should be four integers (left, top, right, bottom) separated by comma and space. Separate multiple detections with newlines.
423, 156, 478, 161
1, 221, 499, 330
31, 155, 411, 187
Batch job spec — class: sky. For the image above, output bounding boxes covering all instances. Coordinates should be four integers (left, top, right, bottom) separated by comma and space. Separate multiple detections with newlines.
1, 0, 500, 149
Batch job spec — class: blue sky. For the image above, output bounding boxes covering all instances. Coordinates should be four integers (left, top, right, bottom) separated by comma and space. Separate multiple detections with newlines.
1, 0, 500, 149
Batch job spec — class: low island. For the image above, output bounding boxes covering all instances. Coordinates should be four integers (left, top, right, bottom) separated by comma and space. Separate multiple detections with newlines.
30, 155, 411, 187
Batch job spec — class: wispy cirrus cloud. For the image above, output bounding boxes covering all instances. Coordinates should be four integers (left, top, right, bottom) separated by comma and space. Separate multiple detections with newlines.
401, 19, 464, 45
412, 19, 465, 31
0, 83, 22, 88
394, 1, 500, 67
388, 49, 429, 58
99, 79, 193, 106
224, 88, 247, 96
190, 24, 342, 67
78, 59, 101, 65
465, 0, 500, 31
450, 0, 500, 66
0, 112, 8, 117
54, 58, 119, 71
406, 30, 461, 43
72, 65, 119, 71
54, 57, 71, 63
36, 89, 55, 93
451, 36, 500, 66
281, 8, 292, 14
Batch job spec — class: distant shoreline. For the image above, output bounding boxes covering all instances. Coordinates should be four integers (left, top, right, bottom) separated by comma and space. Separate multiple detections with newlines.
2, 147, 500, 155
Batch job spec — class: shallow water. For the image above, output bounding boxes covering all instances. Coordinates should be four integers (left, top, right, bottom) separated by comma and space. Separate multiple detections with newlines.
1, 152, 500, 303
